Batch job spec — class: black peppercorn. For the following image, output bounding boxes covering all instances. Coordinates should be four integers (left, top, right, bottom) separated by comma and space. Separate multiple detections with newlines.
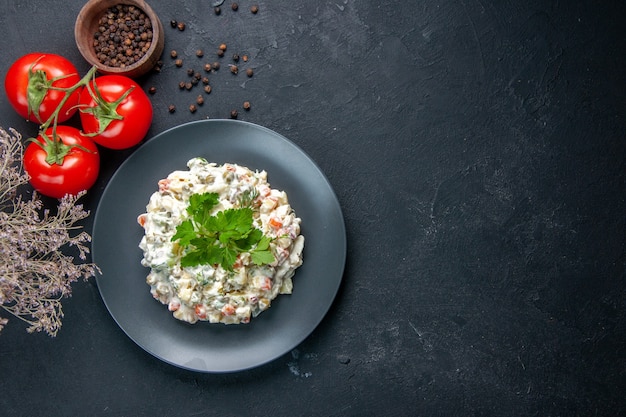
246, 68, 254, 77
168, 104, 176, 113
231, 3, 239, 11
212, 62, 220, 70
196, 49, 204, 57
250, 5, 259, 14
204, 85, 212, 94
170, 19, 177, 28
217, 49, 224, 57
229, 64, 238, 74
189, 104, 197, 113
202, 77, 209, 85
230, 109, 238, 119
175, 59, 183, 67
243, 101, 251, 110
214, 7, 221, 15
187, 68, 194, 76
185, 82, 193, 90
204, 63, 212, 72
148, 86, 156, 94
170, 50, 177, 58
177, 21, 186, 31
232, 53, 239, 62
196, 95, 204, 106
93, 5, 153, 69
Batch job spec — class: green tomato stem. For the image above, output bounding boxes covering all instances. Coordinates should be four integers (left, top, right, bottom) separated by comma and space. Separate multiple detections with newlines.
28, 66, 98, 165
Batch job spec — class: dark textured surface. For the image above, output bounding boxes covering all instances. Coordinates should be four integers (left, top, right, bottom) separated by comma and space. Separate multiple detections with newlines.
0, 0, 625, 415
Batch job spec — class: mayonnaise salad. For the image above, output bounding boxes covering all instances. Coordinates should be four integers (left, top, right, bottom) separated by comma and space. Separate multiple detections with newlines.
137, 157, 305, 324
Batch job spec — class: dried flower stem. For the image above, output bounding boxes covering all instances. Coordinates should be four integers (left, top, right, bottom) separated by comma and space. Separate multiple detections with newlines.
0, 127, 100, 336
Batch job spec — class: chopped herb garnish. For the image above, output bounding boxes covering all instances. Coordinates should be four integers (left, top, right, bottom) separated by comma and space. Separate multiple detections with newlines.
237, 187, 259, 208
171, 192, 275, 270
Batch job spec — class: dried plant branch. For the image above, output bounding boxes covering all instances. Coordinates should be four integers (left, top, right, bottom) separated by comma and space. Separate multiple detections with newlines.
0, 127, 100, 336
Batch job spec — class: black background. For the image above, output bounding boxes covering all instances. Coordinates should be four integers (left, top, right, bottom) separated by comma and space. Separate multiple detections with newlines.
0, 0, 625, 415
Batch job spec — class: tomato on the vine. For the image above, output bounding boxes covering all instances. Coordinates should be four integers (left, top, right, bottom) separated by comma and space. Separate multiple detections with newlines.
24, 125, 100, 199
4, 53, 82, 124
79, 75, 153, 150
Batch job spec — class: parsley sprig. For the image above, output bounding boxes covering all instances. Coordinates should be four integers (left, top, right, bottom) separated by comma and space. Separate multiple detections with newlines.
171, 192, 275, 270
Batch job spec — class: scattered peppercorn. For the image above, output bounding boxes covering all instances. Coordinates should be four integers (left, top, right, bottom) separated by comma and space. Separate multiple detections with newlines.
170, 19, 177, 28
148, 86, 156, 94
177, 21, 186, 31
93, 4, 153, 68
231, 3, 238, 11
166, 20, 265, 117
250, 5, 259, 14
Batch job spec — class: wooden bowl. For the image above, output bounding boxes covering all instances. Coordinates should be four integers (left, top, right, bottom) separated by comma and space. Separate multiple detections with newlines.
75, 0, 164, 78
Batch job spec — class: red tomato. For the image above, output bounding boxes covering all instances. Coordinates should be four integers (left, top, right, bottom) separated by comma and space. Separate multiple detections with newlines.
4, 53, 81, 124
79, 75, 153, 149
24, 125, 100, 199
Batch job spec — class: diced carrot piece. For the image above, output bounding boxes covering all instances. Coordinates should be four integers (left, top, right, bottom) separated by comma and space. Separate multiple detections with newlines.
269, 217, 282, 229
221, 304, 236, 316
195, 304, 207, 319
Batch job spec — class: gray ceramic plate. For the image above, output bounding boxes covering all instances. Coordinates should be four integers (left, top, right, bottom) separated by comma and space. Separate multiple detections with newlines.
92, 120, 346, 373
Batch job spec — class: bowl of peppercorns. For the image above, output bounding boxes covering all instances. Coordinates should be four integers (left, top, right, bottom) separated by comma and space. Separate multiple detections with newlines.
75, 0, 164, 79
